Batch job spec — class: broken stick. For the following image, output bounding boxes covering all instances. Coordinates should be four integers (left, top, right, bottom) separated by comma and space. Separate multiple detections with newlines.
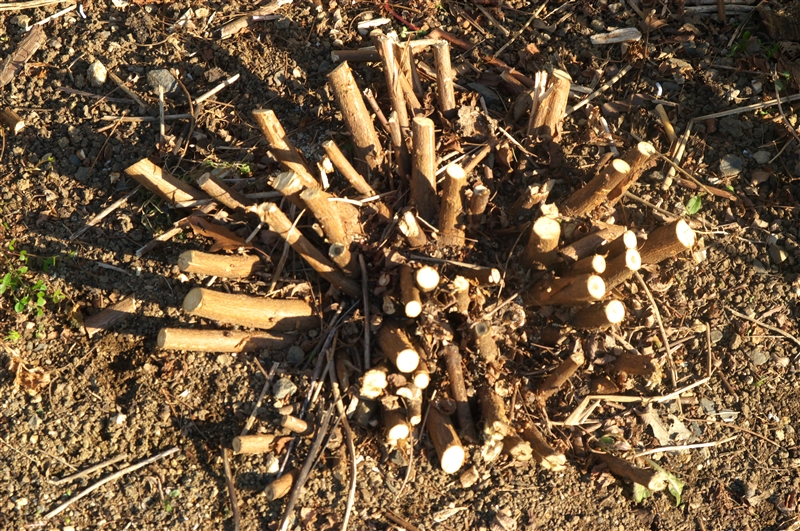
256, 203, 362, 297
444, 344, 478, 443
182, 288, 318, 331
327, 61, 383, 173
411, 116, 438, 224
124, 158, 207, 205
427, 406, 465, 474
157, 328, 292, 352
377, 321, 420, 373
177, 250, 261, 279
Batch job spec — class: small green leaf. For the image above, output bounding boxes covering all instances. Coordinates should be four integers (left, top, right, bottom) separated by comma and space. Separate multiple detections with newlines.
776, 79, 786, 92
598, 436, 615, 448
646, 459, 685, 506
633, 482, 652, 503
726, 185, 735, 193
15, 300, 27, 313
685, 195, 703, 215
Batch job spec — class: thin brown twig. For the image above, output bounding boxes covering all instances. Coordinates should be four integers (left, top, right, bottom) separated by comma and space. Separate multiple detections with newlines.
240, 361, 279, 437
633, 271, 678, 393
774, 72, 800, 148
70, 186, 141, 241
50, 453, 129, 485
686, 418, 782, 448
222, 448, 240, 531
44, 447, 179, 519
359, 254, 370, 371
327, 335, 357, 531
633, 435, 738, 458
725, 307, 800, 357
0, 0, 73, 11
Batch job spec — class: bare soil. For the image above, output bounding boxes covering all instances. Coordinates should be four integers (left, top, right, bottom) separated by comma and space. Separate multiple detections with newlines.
2, 1, 800, 530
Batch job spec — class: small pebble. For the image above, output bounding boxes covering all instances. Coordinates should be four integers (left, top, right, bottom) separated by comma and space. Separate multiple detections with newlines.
272, 377, 297, 400
147, 68, 179, 96
769, 244, 788, 265
752, 259, 768, 274
216, 353, 232, 366
748, 348, 769, 366
719, 154, 743, 177
752, 150, 770, 164
87, 60, 107, 87
286, 345, 305, 365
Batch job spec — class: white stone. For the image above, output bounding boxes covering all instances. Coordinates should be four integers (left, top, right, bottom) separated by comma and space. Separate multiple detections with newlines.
87, 60, 107, 87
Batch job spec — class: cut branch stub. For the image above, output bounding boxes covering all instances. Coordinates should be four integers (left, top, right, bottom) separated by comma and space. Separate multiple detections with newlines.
597, 229, 638, 258
597, 453, 667, 492
426, 406, 465, 474
326, 61, 384, 173
251, 109, 318, 188
528, 68, 572, 141
265, 469, 301, 502
559, 223, 626, 262
537, 343, 585, 398
157, 328, 292, 352
271, 170, 308, 209
232, 434, 275, 455
256, 202, 362, 298
474, 321, 501, 373
328, 243, 359, 278
125, 158, 207, 205
638, 219, 696, 265
411, 117, 438, 224
571, 300, 625, 329
0, 108, 25, 134
444, 344, 478, 444
374, 34, 409, 128
522, 216, 561, 268
477, 383, 510, 442
439, 163, 467, 247
521, 423, 566, 471
561, 159, 631, 217
601, 248, 642, 292
299, 185, 348, 245
567, 254, 606, 276
400, 264, 422, 318
322, 139, 392, 220
607, 142, 657, 206
432, 40, 456, 117
182, 288, 318, 331
524, 273, 605, 306
178, 250, 261, 279
196, 172, 253, 211
398, 210, 428, 248
381, 395, 410, 444
376, 321, 420, 373
415, 265, 440, 293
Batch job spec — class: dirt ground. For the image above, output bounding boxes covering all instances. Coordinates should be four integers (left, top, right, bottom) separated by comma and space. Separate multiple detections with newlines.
2, 0, 800, 530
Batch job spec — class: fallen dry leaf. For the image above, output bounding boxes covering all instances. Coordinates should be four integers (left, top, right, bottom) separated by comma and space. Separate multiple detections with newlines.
9, 355, 50, 394
187, 216, 252, 252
